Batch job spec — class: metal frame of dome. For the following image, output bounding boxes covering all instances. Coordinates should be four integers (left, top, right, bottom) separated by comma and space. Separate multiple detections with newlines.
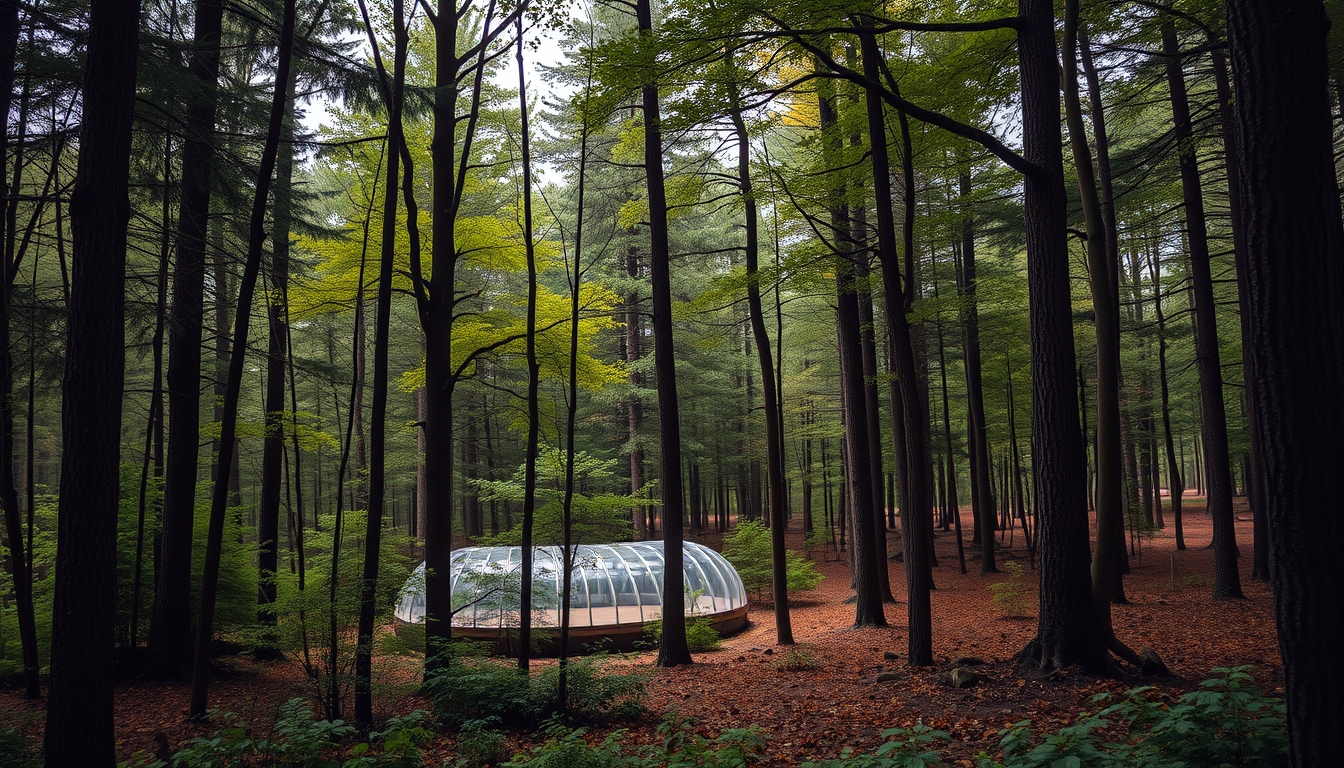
394, 541, 748, 654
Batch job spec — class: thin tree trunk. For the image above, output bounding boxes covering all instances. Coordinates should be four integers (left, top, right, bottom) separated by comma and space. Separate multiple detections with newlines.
858, 29, 929, 660
1209, 43, 1268, 582
0, 9, 38, 694
1161, 21, 1242, 600
637, 0, 691, 666
151, 0, 225, 681
352, 0, 405, 723
625, 247, 645, 539
557, 48, 591, 711
955, 170, 996, 571
933, 278, 965, 574
189, 0, 295, 715
818, 63, 884, 627
728, 75, 794, 644
1064, 6, 1130, 632
259, 84, 298, 631
516, 18, 540, 671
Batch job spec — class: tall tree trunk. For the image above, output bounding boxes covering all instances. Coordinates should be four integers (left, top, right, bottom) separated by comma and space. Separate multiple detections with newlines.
259, 85, 298, 631
956, 170, 996, 572
151, 0, 225, 681
625, 247, 645, 539
556, 62, 590, 709
353, 0, 405, 723
1161, 21, 1242, 600
132, 136, 174, 662
0, 7, 38, 697
517, 18, 540, 671
858, 28, 929, 662
817, 64, 885, 627
1209, 44, 1269, 582
44, 0, 139, 759
1063, 6, 1130, 632
189, 0, 295, 715
728, 78, 794, 645
1225, 1, 1344, 761
1016, 0, 1112, 673
637, 0, 691, 667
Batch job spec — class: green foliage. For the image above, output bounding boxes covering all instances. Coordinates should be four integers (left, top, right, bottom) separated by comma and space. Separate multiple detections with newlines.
423, 651, 646, 730
771, 645, 820, 672
800, 668, 1286, 768
122, 699, 433, 768
471, 447, 639, 547
801, 723, 950, 768
0, 725, 40, 768
643, 616, 723, 653
455, 722, 510, 768
721, 521, 823, 601
987, 561, 1030, 618
268, 510, 420, 713
502, 714, 769, 767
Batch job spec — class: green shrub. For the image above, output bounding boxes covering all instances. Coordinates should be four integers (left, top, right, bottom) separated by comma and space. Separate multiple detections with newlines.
643, 616, 722, 653
502, 723, 626, 768
121, 700, 432, 768
771, 645, 820, 672
806, 667, 1286, 768
423, 656, 543, 730
722, 521, 823, 601
455, 721, 509, 768
986, 561, 1030, 618
504, 715, 769, 767
538, 655, 647, 722
424, 651, 646, 730
801, 722, 949, 767
0, 725, 40, 768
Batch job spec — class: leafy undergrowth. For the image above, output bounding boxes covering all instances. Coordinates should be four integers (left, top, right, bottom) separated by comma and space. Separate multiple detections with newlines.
0, 504, 1281, 766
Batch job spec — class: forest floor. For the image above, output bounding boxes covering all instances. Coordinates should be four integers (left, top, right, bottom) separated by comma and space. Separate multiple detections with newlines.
0, 496, 1278, 766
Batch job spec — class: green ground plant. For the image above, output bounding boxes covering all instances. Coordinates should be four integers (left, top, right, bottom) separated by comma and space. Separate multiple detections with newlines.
721, 521, 823, 601
986, 561, 1030, 618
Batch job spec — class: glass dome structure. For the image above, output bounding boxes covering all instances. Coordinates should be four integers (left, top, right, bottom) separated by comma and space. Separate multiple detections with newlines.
395, 541, 747, 636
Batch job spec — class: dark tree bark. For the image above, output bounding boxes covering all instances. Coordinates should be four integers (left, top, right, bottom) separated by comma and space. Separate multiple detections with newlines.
858, 29, 929, 657
1161, 21, 1242, 600
189, 0, 295, 716
517, 17, 540, 671
817, 65, 885, 627
151, 0, 225, 680
0, 3, 39, 699
955, 171, 996, 572
1225, 0, 1344, 762
1077, 24, 1133, 597
353, 0, 405, 724
44, 0, 139, 759
259, 84, 298, 631
1015, 0, 1112, 673
625, 247, 646, 539
728, 74, 794, 645
1064, 6, 1158, 671
1209, 43, 1269, 582
556, 64, 590, 710
637, 0, 692, 666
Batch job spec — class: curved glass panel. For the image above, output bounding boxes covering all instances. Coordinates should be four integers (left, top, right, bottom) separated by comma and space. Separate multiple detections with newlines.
394, 541, 747, 628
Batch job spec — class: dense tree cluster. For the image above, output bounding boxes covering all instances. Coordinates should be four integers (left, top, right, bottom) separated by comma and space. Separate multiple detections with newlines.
0, 0, 1340, 764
